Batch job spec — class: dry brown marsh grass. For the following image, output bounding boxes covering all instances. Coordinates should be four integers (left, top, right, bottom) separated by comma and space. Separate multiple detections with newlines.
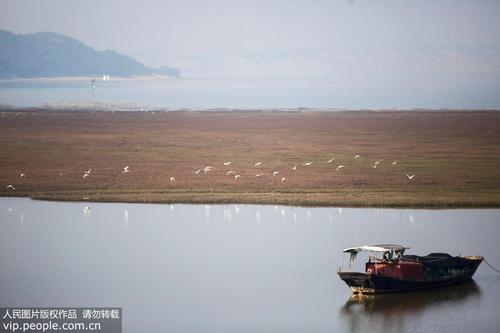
1, 109, 499, 207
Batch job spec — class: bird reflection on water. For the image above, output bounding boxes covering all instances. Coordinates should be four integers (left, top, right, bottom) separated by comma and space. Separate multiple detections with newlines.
340, 281, 481, 333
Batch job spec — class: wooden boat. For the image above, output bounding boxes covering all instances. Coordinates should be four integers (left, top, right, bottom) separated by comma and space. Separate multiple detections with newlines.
338, 244, 483, 294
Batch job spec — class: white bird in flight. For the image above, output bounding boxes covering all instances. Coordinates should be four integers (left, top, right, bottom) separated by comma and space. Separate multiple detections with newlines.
122, 166, 130, 173
194, 169, 202, 175
223, 161, 232, 166
355, 155, 360, 159
273, 171, 279, 176
83, 173, 89, 179
303, 161, 313, 166
336, 165, 345, 171
392, 160, 398, 166
170, 177, 176, 183
292, 165, 297, 170
20, 173, 25, 179
203, 166, 213, 174
85, 168, 92, 174
327, 158, 334, 163
406, 174, 415, 180
234, 174, 241, 180
254, 162, 263, 167
374, 161, 381, 166
6, 185, 15, 190
281, 177, 286, 183
226, 170, 236, 176
255, 173, 263, 177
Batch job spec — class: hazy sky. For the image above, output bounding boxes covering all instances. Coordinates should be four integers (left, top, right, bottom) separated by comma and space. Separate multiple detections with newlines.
1, 0, 500, 79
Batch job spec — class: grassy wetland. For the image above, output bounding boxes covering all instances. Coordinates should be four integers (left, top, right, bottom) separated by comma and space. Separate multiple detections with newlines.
1, 109, 500, 207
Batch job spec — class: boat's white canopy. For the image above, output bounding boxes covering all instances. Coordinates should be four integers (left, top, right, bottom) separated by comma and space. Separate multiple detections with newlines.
343, 244, 409, 254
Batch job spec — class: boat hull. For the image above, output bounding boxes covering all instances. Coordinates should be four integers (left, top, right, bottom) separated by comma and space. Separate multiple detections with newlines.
338, 257, 483, 294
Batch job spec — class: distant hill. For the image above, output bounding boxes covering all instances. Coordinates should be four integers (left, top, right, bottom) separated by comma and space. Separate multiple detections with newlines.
0, 30, 180, 79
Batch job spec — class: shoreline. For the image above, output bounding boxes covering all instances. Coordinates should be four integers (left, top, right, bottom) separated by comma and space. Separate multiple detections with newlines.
0, 74, 178, 82
2, 107, 500, 113
1, 109, 499, 208
2, 192, 500, 209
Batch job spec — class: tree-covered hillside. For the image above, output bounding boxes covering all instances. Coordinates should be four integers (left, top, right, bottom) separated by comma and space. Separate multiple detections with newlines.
0, 30, 179, 78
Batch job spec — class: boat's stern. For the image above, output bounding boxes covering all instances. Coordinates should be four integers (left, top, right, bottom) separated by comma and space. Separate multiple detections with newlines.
338, 271, 375, 294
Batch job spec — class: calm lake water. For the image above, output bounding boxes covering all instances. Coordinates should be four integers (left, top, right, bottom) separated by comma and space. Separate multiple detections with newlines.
1, 197, 500, 333
1, 76, 500, 110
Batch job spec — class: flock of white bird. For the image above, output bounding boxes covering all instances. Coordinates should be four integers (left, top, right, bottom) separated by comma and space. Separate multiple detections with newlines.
4, 155, 416, 191
194, 156, 415, 184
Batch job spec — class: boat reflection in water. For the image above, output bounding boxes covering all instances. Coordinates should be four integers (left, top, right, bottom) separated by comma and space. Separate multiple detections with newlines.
340, 281, 481, 333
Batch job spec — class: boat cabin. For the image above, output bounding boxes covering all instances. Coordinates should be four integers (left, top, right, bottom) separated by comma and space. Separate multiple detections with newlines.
341, 244, 425, 280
